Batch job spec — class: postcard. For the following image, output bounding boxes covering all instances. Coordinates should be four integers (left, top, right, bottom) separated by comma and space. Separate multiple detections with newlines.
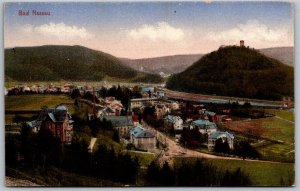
4, 1, 295, 187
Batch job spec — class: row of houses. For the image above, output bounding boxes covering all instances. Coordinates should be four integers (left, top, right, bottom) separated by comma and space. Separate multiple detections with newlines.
99, 115, 156, 151
6, 83, 76, 95
77, 97, 124, 119
25, 103, 156, 151
163, 114, 234, 152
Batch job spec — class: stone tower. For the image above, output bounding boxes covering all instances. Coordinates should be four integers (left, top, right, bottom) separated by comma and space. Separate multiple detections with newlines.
240, 40, 245, 47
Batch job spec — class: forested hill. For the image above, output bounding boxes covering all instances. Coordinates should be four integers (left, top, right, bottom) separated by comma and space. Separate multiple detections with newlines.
5, 45, 163, 83
166, 46, 294, 100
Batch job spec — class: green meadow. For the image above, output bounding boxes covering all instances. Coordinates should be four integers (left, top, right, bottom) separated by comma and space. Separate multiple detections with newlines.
5, 94, 75, 124
174, 157, 295, 186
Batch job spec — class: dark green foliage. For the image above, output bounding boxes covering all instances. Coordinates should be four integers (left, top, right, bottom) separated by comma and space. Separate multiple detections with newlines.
131, 73, 164, 83
214, 138, 230, 154
113, 130, 120, 143
92, 145, 139, 183
220, 168, 251, 186
167, 46, 294, 100
5, 134, 20, 166
161, 162, 175, 186
88, 118, 113, 136
234, 140, 260, 159
146, 161, 175, 186
8, 123, 140, 184
176, 159, 220, 186
36, 128, 63, 168
180, 127, 207, 148
63, 137, 91, 173
5, 45, 163, 83
143, 106, 156, 124
82, 91, 100, 104
147, 159, 252, 186
20, 123, 36, 166
146, 161, 161, 185
98, 85, 133, 112
13, 124, 64, 168
70, 89, 81, 99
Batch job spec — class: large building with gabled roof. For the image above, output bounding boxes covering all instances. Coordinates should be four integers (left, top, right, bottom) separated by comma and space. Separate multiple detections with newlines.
130, 125, 156, 151
26, 104, 74, 144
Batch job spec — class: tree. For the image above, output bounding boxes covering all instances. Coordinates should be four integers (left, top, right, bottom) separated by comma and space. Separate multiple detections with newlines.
64, 137, 91, 173
5, 134, 20, 166
36, 128, 63, 168
98, 87, 107, 98
146, 161, 175, 186
214, 138, 230, 154
179, 127, 206, 148
113, 130, 120, 143
83, 91, 99, 103
221, 168, 251, 186
234, 140, 260, 159
143, 106, 155, 125
70, 88, 81, 99
161, 162, 175, 186
146, 161, 159, 183
20, 123, 36, 166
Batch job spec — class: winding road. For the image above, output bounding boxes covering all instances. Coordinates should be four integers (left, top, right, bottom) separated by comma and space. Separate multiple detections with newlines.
142, 121, 291, 166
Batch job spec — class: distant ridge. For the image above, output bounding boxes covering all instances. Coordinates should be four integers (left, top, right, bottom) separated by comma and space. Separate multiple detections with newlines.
120, 54, 204, 75
259, 47, 294, 67
5, 45, 163, 83
121, 47, 294, 75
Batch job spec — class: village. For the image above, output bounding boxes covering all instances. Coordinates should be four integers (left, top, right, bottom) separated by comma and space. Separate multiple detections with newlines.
5, 82, 293, 166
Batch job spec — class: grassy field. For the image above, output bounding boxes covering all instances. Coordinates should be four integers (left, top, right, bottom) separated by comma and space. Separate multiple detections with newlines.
265, 109, 294, 122
258, 111, 294, 162
126, 151, 156, 167
174, 157, 295, 186
5, 94, 75, 124
258, 143, 295, 162
261, 117, 294, 143
224, 109, 294, 162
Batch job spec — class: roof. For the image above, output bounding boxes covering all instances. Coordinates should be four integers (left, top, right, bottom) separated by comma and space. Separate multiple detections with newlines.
28, 105, 71, 129
26, 120, 41, 128
164, 115, 182, 122
56, 105, 68, 111
208, 131, 234, 139
204, 110, 216, 116
157, 91, 165, 96
130, 126, 155, 138
191, 119, 216, 129
131, 98, 159, 102
103, 115, 133, 127
53, 109, 68, 122
48, 113, 56, 122
141, 86, 154, 93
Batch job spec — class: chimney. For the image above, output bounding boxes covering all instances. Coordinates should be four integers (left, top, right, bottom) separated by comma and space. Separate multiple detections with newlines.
240, 40, 245, 47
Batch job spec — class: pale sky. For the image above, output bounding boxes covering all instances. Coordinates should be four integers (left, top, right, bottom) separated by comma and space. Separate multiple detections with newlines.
4, 2, 294, 59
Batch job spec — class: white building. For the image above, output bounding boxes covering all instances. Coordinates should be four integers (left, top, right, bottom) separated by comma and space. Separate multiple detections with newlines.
208, 131, 234, 151
164, 115, 183, 131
